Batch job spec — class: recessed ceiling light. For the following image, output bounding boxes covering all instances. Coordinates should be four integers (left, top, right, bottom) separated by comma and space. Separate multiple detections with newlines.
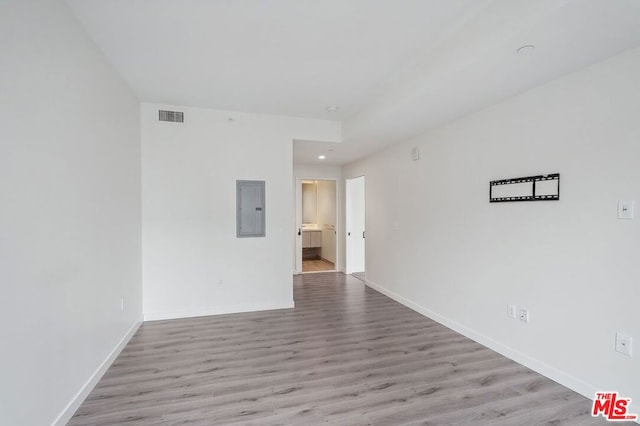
516, 45, 535, 55
326, 106, 339, 112
318, 155, 326, 160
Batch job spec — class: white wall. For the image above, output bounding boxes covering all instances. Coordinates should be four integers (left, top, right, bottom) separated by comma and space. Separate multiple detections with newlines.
344, 47, 640, 412
142, 104, 340, 320
0, 1, 142, 425
293, 164, 343, 272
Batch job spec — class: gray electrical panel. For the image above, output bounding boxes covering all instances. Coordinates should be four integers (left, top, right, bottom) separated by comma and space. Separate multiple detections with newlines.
236, 180, 265, 238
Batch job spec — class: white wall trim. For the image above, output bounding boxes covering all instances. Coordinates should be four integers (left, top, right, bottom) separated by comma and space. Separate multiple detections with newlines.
144, 300, 295, 322
52, 318, 143, 426
363, 278, 615, 413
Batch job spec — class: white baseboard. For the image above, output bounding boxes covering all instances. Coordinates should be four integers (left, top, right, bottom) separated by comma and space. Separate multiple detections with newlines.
52, 318, 142, 426
363, 279, 628, 419
144, 300, 295, 322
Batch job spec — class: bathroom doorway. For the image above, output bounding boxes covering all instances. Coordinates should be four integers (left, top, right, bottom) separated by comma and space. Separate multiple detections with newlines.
295, 179, 338, 274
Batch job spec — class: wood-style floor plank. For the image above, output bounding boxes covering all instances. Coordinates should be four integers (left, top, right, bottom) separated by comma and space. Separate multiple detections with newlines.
69, 272, 614, 425
302, 258, 335, 272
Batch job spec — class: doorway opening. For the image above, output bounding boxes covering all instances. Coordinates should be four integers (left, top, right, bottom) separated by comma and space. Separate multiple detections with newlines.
296, 179, 337, 274
346, 176, 365, 278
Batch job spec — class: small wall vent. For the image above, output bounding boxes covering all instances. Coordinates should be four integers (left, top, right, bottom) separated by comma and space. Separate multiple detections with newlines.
159, 110, 184, 123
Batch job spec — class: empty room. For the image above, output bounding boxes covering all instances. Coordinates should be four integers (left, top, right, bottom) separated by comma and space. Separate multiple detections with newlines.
2, 0, 639, 425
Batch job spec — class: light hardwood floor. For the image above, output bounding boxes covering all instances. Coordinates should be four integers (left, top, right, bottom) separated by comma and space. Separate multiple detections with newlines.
302, 258, 335, 272
70, 273, 614, 425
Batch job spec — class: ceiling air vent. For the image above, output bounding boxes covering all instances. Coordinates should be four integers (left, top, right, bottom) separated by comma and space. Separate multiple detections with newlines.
159, 110, 184, 123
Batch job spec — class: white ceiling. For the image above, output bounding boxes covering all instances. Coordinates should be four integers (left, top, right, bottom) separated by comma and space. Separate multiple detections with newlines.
66, 0, 640, 165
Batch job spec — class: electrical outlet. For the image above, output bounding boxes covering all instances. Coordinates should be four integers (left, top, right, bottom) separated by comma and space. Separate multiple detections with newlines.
120, 297, 124, 312
507, 304, 517, 319
615, 332, 632, 356
617, 200, 634, 219
519, 308, 529, 323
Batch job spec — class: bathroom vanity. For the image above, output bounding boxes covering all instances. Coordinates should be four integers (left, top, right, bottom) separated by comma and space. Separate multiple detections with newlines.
301, 229, 322, 248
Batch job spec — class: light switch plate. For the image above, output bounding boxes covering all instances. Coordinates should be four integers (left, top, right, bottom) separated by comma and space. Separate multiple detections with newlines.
507, 304, 517, 319
617, 200, 634, 219
411, 146, 420, 161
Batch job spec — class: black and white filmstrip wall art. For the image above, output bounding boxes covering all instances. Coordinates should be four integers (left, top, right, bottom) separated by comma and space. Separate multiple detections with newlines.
489, 173, 560, 203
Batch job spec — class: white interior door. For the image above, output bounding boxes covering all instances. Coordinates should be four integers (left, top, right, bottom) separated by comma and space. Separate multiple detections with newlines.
346, 176, 365, 274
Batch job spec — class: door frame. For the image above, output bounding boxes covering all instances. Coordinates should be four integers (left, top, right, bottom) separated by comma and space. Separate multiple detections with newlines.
295, 177, 339, 274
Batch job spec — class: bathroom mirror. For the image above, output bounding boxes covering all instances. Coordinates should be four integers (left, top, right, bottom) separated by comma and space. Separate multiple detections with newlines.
302, 181, 317, 224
